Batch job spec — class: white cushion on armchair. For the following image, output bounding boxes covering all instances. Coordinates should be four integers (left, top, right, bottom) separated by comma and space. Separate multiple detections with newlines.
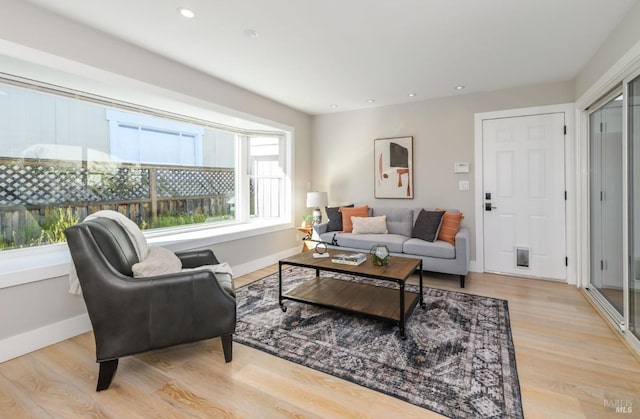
132, 246, 182, 278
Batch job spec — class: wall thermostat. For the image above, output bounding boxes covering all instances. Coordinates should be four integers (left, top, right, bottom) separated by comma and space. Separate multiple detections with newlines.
454, 162, 470, 173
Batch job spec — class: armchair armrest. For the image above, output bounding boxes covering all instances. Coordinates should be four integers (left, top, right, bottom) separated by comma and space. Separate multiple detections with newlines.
146, 270, 236, 348
175, 249, 220, 268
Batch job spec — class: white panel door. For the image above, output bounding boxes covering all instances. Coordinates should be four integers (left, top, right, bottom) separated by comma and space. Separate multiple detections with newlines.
483, 113, 566, 280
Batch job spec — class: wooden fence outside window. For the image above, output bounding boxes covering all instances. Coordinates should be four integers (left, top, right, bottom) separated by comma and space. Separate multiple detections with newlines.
0, 157, 235, 248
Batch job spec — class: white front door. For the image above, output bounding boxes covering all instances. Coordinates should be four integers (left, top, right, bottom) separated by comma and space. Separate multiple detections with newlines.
482, 113, 566, 280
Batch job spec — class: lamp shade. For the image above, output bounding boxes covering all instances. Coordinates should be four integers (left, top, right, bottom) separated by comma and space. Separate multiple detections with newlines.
306, 192, 328, 209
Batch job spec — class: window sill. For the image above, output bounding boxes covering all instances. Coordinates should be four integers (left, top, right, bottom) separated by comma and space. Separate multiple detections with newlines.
0, 219, 292, 289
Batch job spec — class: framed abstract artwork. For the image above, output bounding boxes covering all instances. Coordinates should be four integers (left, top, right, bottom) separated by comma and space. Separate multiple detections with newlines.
374, 136, 413, 199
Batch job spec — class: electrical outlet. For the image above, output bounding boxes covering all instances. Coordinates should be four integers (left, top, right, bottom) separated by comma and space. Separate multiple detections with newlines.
459, 180, 470, 191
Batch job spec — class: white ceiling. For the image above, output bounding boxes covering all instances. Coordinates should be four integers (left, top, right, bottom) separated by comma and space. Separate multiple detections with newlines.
25, 0, 639, 115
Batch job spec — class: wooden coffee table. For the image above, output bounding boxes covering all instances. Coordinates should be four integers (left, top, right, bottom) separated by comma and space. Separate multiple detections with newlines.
278, 249, 424, 338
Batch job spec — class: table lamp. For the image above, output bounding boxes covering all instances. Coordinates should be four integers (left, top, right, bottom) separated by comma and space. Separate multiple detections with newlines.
306, 192, 328, 224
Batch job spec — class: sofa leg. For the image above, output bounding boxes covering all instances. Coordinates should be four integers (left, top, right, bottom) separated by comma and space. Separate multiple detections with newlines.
459, 275, 466, 288
221, 334, 233, 363
96, 359, 118, 391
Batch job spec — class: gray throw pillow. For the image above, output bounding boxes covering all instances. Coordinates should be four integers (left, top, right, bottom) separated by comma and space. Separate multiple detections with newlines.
326, 204, 353, 231
412, 209, 445, 242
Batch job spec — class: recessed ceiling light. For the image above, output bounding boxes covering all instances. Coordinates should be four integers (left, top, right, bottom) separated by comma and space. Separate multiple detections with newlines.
330, 104, 338, 109
243, 29, 260, 39
408, 93, 416, 97
367, 99, 375, 103
455, 85, 465, 91
177, 7, 195, 18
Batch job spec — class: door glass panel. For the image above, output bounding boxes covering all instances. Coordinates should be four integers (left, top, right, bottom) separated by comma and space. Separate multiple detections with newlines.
590, 94, 624, 316
629, 75, 640, 340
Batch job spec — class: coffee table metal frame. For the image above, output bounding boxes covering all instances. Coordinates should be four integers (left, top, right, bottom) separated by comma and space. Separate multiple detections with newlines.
278, 250, 424, 339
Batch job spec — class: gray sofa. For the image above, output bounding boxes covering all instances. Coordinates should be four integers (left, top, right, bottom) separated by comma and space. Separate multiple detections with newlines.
312, 207, 470, 287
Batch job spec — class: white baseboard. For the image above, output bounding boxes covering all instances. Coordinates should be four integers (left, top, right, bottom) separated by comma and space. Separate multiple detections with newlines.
0, 313, 91, 363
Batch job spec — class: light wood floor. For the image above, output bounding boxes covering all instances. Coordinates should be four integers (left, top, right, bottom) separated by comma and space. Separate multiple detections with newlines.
1, 267, 639, 418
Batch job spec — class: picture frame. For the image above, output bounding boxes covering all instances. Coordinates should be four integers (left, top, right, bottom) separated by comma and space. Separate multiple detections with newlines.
374, 136, 413, 199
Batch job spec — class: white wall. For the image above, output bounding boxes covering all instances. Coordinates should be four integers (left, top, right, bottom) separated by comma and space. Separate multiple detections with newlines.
311, 81, 575, 262
0, 0, 312, 360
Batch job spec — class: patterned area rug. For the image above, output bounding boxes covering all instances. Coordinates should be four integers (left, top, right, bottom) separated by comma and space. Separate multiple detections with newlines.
234, 267, 523, 419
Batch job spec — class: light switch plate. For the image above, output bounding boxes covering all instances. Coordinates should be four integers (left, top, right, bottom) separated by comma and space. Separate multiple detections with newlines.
459, 180, 470, 191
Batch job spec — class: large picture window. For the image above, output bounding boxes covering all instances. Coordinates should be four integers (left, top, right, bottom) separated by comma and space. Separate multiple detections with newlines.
0, 80, 290, 252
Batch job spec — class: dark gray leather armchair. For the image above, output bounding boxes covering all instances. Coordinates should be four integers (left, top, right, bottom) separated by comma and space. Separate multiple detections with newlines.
64, 217, 236, 391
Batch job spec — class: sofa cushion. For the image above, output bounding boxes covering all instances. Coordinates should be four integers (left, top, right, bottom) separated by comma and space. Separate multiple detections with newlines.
326, 204, 353, 232
412, 209, 445, 242
413, 207, 458, 224
371, 208, 414, 237
403, 238, 455, 259
340, 205, 369, 232
318, 231, 338, 245
321, 232, 407, 253
352, 215, 388, 234
437, 210, 464, 245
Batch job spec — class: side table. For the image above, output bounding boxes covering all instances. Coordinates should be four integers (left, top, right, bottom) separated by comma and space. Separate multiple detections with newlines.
296, 226, 314, 252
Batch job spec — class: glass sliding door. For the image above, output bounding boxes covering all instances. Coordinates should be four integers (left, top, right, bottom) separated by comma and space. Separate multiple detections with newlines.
586, 72, 640, 355
629, 75, 640, 341
589, 93, 624, 317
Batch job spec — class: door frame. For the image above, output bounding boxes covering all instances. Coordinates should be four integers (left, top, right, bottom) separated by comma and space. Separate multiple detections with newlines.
473, 103, 576, 284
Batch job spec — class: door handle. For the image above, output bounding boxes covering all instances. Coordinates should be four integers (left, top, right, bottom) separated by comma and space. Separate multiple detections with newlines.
485, 203, 497, 211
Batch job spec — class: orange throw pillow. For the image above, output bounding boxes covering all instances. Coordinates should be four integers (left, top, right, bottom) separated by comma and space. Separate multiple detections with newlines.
340, 205, 369, 233
436, 210, 463, 245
